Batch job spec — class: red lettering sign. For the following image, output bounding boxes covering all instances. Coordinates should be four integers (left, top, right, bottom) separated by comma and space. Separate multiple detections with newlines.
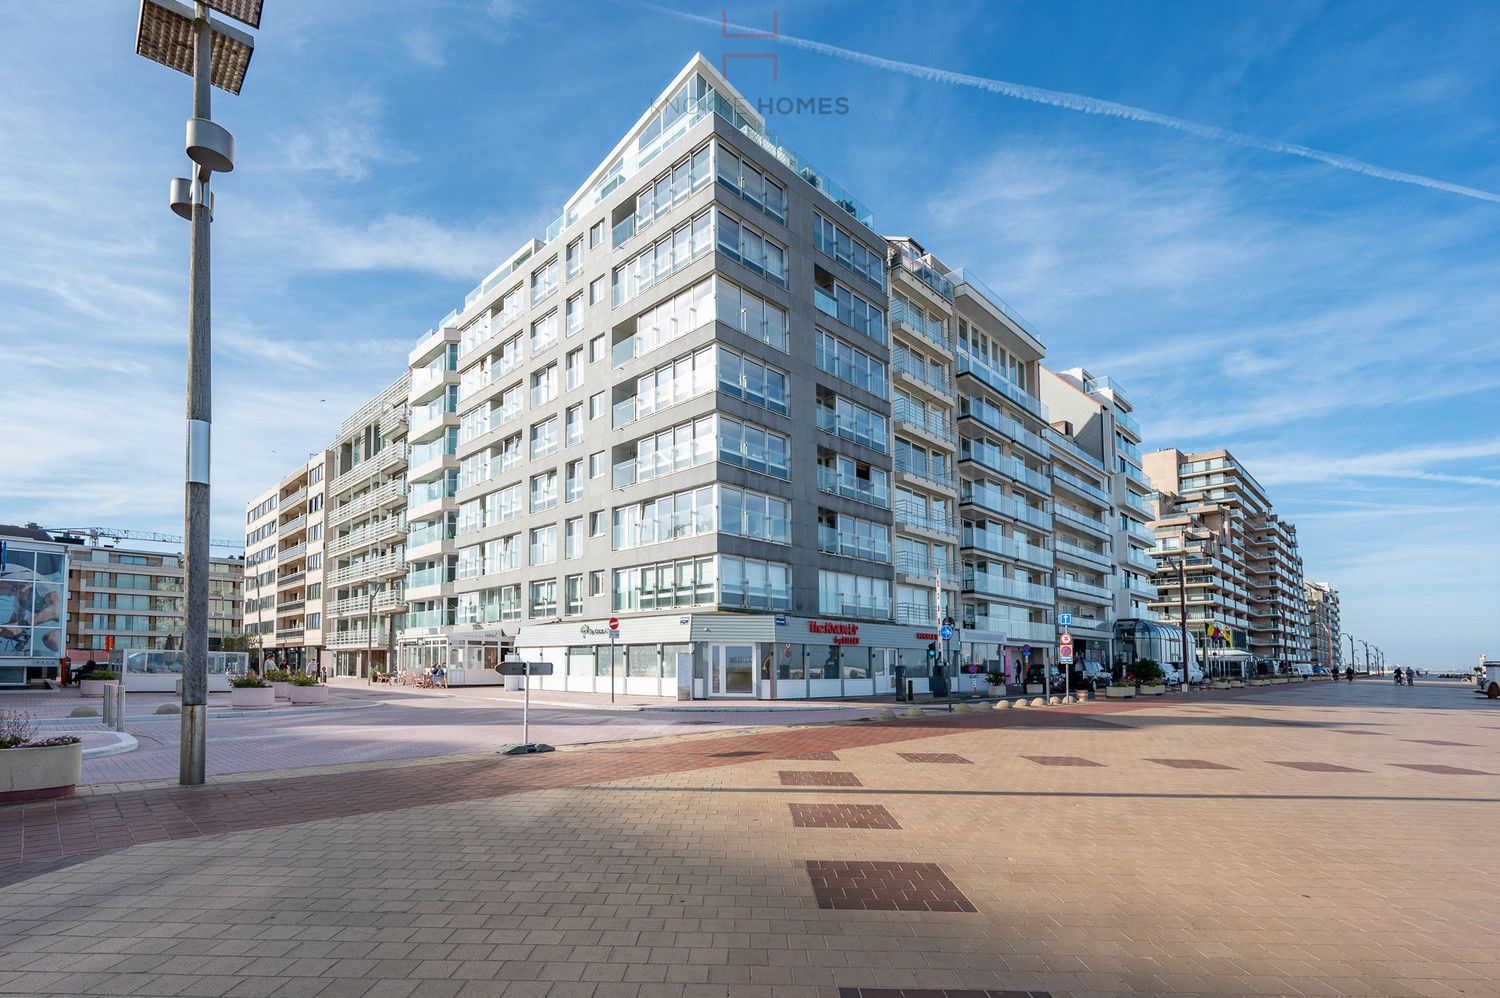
807, 621, 860, 636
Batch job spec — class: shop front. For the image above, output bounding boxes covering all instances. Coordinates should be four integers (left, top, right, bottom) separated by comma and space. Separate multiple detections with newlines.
510, 613, 949, 700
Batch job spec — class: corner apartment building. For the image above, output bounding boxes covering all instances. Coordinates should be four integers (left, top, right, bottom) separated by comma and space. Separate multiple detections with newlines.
241, 452, 329, 670
1145, 448, 1311, 671
1304, 580, 1341, 670
1038, 368, 1158, 669
324, 376, 410, 676
64, 544, 243, 658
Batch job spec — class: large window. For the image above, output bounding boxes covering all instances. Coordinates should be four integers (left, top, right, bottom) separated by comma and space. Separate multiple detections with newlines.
530, 363, 557, 411
715, 144, 787, 223
626, 346, 715, 424
718, 555, 791, 611
815, 276, 886, 344
530, 417, 557, 459
818, 570, 891, 619
611, 208, 714, 307
627, 141, 713, 242
529, 580, 557, 617
530, 311, 558, 357
529, 471, 557, 512
813, 212, 884, 289
718, 415, 789, 479
717, 346, 789, 414
817, 392, 888, 453
610, 483, 791, 551
816, 330, 887, 398
530, 526, 557, 565
613, 556, 715, 612
530, 257, 558, 304
615, 414, 716, 487
715, 276, 788, 352
715, 209, 787, 287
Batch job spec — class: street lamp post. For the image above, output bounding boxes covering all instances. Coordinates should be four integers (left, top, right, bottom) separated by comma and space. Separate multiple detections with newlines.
135, 0, 260, 785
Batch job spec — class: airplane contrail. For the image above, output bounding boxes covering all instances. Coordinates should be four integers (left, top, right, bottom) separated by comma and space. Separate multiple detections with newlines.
647, 5, 1500, 206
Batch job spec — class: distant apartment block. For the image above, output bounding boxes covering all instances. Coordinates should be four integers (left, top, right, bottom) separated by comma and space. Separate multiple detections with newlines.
1304, 580, 1341, 669
242, 451, 329, 670
64, 544, 243, 659
1145, 448, 1312, 670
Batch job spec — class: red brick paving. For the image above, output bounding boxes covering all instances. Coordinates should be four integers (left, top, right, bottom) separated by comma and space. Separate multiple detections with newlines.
0, 685, 1326, 870
840, 991, 1050, 998
788, 802, 902, 829
807, 859, 977, 912
897, 752, 973, 764
779, 769, 863, 786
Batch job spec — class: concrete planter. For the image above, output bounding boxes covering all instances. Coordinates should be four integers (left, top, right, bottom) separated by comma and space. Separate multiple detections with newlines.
288, 685, 329, 706
1139, 684, 1166, 696
1230, 679, 1245, 687
1213, 680, 1231, 690
1271, 677, 1289, 685
1105, 685, 1135, 699
1025, 683, 1046, 695
79, 679, 116, 698
0, 741, 83, 803
1249, 678, 1271, 686
229, 686, 275, 710
271, 681, 292, 700
988, 683, 1006, 697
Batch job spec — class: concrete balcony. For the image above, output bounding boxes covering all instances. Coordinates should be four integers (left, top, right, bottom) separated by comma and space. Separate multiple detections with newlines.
328, 479, 408, 528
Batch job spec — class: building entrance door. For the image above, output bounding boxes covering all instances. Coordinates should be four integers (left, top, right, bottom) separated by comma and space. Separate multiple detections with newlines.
711, 644, 756, 697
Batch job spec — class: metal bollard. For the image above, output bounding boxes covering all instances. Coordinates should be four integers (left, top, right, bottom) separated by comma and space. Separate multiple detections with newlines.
102, 687, 114, 727
114, 685, 126, 733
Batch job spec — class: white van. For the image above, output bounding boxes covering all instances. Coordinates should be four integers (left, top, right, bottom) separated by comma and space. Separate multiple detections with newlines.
1290, 662, 1314, 677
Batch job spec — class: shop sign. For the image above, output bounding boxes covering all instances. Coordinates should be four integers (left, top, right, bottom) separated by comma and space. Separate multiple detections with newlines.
807, 620, 860, 644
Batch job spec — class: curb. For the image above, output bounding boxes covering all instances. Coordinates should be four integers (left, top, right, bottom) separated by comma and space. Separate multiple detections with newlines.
82, 732, 138, 760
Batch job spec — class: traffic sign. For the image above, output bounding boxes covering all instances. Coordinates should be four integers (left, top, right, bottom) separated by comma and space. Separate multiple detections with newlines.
1060, 646, 1074, 664
1058, 613, 1072, 626
939, 624, 954, 641
608, 617, 619, 631
1059, 633, 1073, 647
965, 663, 981, 674
497, 660, 554, 676
1021, 644, 1031, 654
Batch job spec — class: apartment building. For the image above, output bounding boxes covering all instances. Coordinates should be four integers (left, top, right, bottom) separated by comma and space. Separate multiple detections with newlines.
64, 544, 242, 657
1145, 447, 1312, 671
948, 273, 1056, 683
885, 239, 959, 637
1038, 368, 1158, 670
1304, 580, 1341, 670
324, 376, 410, 676
241, 452, 329, 671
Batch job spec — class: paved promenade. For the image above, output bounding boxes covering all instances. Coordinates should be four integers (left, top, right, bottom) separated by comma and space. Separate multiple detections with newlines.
0, 678, 1496, 997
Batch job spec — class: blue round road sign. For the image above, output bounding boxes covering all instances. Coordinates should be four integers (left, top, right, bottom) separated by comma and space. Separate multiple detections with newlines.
939, 624, 954, 641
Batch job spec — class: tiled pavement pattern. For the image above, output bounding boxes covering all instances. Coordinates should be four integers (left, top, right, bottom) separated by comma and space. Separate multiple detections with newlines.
1270, 760, 1368, 773
1021, 756, 1103, 767
1144, 758, 1236, 770
807, 860, 977, 913
779, 770, 864, 787
0, 679, 1497, 995
896, 753, 972, 765
788, 804, 902, 830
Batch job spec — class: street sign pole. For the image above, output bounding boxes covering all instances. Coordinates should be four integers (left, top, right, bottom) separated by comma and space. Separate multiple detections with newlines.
498, 657, 556, 755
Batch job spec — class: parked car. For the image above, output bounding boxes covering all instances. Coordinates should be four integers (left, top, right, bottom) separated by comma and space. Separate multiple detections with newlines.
1070, 660, 1112, 689
1161, 664, 1205, 685
1024, 665, 1065, 692
1289, 662, 1314, 677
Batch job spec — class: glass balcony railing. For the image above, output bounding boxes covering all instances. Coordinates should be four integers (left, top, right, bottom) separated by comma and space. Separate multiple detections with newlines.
956, 352, 1044, 419
817, 465, 890, 508
946, 268, 1045, 344
1054, 504, 1111, 537
891, 247, 954, 302
961, 397, 1050, 459
892, 351, 955, 396
817, 524, 891, 564
1046, 429, 1105, 471
894, 499, 957, 537
962, 527, 1054, 569
890, 298, 953, 352
891, 398, 952, 439
1052, 467, 1110, 505
962, 568, 1053, 605
960, 482, 1052, 531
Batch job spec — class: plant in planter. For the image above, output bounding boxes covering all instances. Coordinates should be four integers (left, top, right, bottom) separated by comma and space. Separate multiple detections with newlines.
0, 711, 83, 803
1131, 658, 1166, 695
288, 672, 329, 706
79, 669, 119, 697
263, 668, 294, 700
228, 674, 275, 710
985, 670, 1005, 695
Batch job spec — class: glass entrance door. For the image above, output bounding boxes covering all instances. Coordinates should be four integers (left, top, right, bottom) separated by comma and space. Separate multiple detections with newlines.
712, 644, 756, 697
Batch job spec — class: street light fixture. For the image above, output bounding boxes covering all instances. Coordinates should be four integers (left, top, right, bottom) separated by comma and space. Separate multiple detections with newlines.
135, 0, 261, 786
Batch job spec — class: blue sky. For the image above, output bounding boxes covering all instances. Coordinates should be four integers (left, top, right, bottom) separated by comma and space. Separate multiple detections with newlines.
1, 1, 1496, 666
